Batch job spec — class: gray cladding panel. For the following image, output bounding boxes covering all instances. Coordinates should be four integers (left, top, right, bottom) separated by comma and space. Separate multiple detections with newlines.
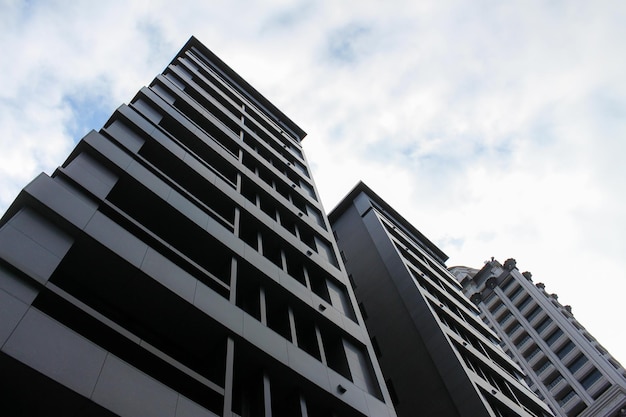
84, 211, 148, 268
0, 263, 40, 304
8, 207, 74, 258
175, 395, 220, 417
285, 342, 331, 391
3, 308, 107, 398
92, 354, 178, 417
63, 152, 119, 199
104, 119, 146, 153
0, 289, 29, 347
132, 99, 164, 125
25, 173, 98, 229
140, 247, 198, 303
242, 313, 289, 365
0, 224, 63, 284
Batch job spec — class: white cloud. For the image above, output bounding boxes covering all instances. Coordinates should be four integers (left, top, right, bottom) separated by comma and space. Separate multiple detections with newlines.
1, 0, 625, 369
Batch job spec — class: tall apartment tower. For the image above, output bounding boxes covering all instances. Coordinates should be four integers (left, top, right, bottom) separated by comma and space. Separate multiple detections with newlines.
452, 259, 626, 417
329, 183, 553, 417
0, 37, 396, 417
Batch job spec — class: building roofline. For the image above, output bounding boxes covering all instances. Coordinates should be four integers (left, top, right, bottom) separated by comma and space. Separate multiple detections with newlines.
328, 181, 449, 263
174, 36, 307, 141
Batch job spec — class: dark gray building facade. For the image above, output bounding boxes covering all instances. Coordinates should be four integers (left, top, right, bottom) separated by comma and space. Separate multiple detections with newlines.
453, 259, 626, 417
0, 37, 396, 417
329, 182, 553, 417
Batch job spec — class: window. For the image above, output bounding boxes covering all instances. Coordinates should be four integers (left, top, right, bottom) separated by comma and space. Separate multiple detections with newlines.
568, 355, 588, 374
556, 341, 575, 359
499, 312, 513, 325
537, 360, 552, 374
558, 389, 576, 406
516, 295, 532, 311
580, 368, 602, 390
491, 301, 505, 314
508, 285, 523, 301
516, 334, 531, 348
545, 329, 564, 345
507, 322, 522, 335
526, 306, 541, 322
535, 317, 553, 334
526, 346, 541, 360
546, 373, 563, 390
327, 279, 356, 321
500, 277, 514, 291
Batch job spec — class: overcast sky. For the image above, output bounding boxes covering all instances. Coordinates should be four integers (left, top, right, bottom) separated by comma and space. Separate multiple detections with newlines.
1, 1, 625, 366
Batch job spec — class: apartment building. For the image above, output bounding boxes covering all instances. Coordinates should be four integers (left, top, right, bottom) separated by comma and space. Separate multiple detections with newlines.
0, 37, 396, 417
329, 182, 553, 417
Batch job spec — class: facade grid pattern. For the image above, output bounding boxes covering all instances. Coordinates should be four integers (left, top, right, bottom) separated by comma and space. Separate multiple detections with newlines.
0, 37, 396, 417
453, 259, 626, 417
329, 183, 554, 417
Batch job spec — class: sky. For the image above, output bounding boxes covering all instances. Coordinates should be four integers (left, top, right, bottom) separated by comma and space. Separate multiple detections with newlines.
1, 0, 625, 367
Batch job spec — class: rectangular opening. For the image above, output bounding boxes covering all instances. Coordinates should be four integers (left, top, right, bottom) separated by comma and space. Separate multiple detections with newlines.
279, 211, 297, 236
327, 279, 356, 321
259, 196, 277, 221
307, 266, 330, 303
270, 380, 302, 417
236, 263, 262, 321
107, 178, 233, 288
386, 379, 399, 406
240, 178, 258, 205
33, 289, 225, 414
238, 213, 259, 251
265, 290, 292, 342
171, 98, 240, 156
138, 140, 236, 227
161, 77, 241, 136
285, 254, 307, 286
343, 338, 382, 399
158, 115, 238, 184
293, 311, 321, 360
261, 231, 283, 269
320, 327, 351, 380
49, 240, 228, 395
231, 361, 264, 416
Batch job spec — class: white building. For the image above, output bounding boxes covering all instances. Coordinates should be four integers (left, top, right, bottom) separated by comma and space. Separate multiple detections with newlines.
452, 259, 626, 417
